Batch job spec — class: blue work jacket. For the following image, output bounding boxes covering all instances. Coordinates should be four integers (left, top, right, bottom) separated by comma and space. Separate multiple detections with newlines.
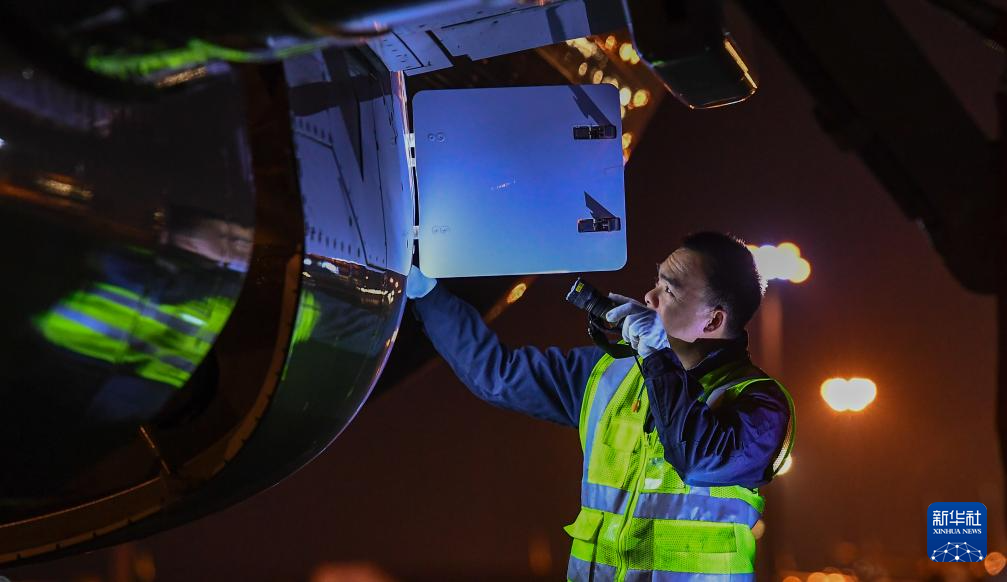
411, 283, 790, 489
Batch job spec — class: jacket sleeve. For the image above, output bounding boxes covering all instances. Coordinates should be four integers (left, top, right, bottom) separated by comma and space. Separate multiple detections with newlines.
641, 347, 790, 489
410, 283, 604, 427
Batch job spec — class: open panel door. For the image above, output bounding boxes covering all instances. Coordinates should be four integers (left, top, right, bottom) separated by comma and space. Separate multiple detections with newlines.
412, 84, 627, 278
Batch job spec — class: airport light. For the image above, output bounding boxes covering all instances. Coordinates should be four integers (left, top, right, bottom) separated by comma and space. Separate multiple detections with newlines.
619, 42, 641, 64
486, 277, 536, 322
746, 242, 810, 284
821, 377, 877, 412
506, 282, 527, 304
986, 552, 1006, 576
619, 87, 632, 106
566, 38, 598, 59
806, 573, 855, 582
632, 89, 650, 107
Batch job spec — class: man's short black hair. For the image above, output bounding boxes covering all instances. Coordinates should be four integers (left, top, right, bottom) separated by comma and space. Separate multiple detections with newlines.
681, 231, 764, 336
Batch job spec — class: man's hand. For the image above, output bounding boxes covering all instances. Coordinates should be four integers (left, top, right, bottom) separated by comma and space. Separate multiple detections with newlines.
406, 265, 438, 299
605, 293, 670, 358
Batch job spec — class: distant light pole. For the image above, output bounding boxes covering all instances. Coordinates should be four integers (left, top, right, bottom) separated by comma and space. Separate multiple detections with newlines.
745, 242, 810, 580
820, 375, 878, 561
746, 242, 811, 376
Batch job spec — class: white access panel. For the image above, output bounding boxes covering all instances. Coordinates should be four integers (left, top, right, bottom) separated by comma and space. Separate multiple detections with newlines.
412, 84, 626, 278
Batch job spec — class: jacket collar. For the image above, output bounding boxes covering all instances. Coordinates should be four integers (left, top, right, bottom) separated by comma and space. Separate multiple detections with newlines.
690, 330, 754, 387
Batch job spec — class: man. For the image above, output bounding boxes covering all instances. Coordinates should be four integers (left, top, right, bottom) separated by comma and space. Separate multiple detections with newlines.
406, 231, 795, 581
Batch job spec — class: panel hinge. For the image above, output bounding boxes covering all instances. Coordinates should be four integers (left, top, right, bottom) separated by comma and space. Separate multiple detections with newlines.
407, 132, 420, 243
406, 132, 416, 169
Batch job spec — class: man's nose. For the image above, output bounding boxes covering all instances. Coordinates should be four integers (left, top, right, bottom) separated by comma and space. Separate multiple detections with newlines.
644, 289, 655, 308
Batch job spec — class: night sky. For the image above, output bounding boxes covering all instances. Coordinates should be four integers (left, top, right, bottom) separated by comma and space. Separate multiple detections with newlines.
8, 2, 1006, 581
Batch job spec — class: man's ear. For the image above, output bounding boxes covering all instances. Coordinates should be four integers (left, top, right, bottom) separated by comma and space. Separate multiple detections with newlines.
704, 308, 727, 334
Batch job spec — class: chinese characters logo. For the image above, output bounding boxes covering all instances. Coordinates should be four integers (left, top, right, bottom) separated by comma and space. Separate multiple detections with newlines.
928, 502, 987, 562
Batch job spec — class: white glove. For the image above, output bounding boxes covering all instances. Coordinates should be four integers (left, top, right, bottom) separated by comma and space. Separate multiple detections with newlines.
406, 265, 438, 299
605, 293, 648, 320
605, 293, 670, 358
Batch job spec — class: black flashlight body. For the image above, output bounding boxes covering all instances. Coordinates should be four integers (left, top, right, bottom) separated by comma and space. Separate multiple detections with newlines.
566, 278, 638, 359
565, 278, 618, 324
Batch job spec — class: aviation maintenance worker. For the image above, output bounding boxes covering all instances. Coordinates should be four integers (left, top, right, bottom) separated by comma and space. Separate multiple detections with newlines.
406, 231, 795, 582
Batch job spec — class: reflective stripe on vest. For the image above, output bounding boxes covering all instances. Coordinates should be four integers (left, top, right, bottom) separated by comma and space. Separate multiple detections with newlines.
567, 352, 795, 581
34, 284, 232, 388
581, 481, 761, 526
50, 304, 198, 374
568, 556, 757, 582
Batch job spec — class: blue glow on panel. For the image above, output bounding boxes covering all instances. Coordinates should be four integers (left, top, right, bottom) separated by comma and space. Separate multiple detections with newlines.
413, 84, 626, 278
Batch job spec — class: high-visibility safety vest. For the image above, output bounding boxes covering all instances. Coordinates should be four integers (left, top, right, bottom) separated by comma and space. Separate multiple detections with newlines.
566, 352, 795, 582
33, 282, 234, 388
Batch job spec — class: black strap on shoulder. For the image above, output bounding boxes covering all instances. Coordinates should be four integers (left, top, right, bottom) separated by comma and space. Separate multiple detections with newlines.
587, 316, 637, 359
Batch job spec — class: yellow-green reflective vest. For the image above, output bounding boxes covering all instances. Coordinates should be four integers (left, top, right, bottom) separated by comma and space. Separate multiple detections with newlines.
33, 283, 234, 388
566, 353, 795, 582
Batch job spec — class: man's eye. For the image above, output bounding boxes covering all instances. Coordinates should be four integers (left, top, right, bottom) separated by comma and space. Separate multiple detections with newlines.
655, 275, 675, 297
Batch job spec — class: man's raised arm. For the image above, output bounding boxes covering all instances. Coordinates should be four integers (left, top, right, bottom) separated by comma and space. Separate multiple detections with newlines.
408, 267, 603, 428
